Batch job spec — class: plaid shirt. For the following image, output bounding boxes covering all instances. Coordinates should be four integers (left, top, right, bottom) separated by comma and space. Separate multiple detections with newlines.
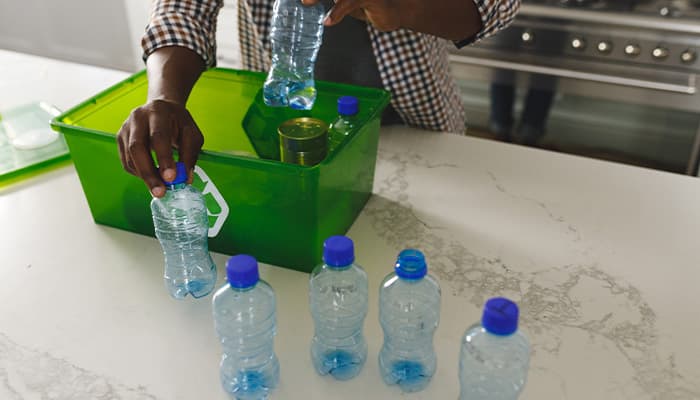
143, 0, 520, 132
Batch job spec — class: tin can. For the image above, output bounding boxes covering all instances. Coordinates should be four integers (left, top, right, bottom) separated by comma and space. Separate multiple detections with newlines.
278, 117, 329, 166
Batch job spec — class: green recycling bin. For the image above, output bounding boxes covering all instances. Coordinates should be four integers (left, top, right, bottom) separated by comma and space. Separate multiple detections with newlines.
51, 68, 390, 272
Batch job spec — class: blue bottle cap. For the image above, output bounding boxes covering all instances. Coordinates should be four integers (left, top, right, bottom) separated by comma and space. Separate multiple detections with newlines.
482, 297, 519, 336
226, 254, 260, 289
163, 162, 188, 185
394, 249, 427, 280
337, 96, 359, 116
323, 235, 355, 267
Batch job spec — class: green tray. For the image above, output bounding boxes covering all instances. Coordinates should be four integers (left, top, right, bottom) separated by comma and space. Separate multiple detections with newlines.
1, 102, 69, 187
51, 68, 390, 272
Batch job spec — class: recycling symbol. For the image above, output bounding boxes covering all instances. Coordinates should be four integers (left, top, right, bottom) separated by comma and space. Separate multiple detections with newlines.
191, 166, 229, 237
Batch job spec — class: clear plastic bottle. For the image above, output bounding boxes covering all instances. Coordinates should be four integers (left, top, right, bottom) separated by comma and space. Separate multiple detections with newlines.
150, 162, 217, 299
459, 297, 530, 400
328, 96, 360, 153
212, 255, 280, 400
378, 249, 441, 392
263, 0, 326, 110
309, 235, 368, 380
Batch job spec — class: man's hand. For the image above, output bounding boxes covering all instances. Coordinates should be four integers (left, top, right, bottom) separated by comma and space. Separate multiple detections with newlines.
117, 99, 204, 198
116, 46, 205, 197
306, 0, 401, 31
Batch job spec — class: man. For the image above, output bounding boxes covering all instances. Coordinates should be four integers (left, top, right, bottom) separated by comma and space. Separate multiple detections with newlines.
118, 0, 520, 197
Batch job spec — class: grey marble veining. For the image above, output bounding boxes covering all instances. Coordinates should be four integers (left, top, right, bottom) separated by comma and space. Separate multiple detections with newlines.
486, 171, 583, 243
0, 333, 159, 400
366, 148, 699, 399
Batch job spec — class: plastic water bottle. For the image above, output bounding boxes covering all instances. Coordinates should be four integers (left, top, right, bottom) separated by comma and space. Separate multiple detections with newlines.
378, 249, 441, 392
459, 297, 530, 400
212, 255, 280, 400
328, 96, 360, 153
309, 235, 368, 380
150, 161, 217, 299
263, 0, 325, 110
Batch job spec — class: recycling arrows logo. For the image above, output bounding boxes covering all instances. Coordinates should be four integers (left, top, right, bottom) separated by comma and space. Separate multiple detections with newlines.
192, 166, 229, 237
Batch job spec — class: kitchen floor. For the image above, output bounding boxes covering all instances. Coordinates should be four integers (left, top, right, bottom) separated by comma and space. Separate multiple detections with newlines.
458, 80, 700, 176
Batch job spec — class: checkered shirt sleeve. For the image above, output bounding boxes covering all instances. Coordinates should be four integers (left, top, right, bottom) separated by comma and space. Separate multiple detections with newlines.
141, 0, 224, 67
368, 28, 467, 132
456, 0, 521, 47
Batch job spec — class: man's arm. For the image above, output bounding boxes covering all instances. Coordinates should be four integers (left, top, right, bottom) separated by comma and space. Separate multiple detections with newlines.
315, 0, 520, 44
117, 47, 205, 198
117, 0, 223, 197
399, 0, 484, 42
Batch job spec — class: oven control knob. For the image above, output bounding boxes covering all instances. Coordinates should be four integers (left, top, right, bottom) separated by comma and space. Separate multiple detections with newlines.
597, 41, 612, 54
652, 47, 670, 60
521, 30, 535, 44
659, 6, 679, 17
571, 37, 586, 50
681, 50, 697, 64
624, 44, 641, 57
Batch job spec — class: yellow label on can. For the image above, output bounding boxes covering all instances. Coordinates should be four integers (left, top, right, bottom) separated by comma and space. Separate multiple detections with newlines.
278, 117, 329, 166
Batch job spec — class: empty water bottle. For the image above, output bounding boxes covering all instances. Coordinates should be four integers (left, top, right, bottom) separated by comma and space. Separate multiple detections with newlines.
309, 235, 368, 380
213, 255, 280, 400
459, 297, 530, 400
378, 249, 441, 392
263, 0, 325, 110
150, 162, 217, 299
328, 96, 360, 153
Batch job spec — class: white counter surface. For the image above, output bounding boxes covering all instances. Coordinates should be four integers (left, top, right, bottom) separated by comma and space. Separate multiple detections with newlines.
1, 50, 699, 400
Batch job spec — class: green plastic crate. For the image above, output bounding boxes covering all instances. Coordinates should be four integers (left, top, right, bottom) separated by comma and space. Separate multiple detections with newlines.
51, 68, 390, 272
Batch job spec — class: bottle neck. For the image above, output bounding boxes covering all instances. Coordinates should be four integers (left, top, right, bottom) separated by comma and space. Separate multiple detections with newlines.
484, 327, 517, 337
229, 283, 256, 292
165, 182, 187, 191
326, 262, 352, 271
339, 113, 358, 120
397, 275, 425, 283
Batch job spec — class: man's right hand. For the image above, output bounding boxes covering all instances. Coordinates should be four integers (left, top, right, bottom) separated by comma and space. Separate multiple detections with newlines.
117, 99, 204, 198
117, 46, 206, 197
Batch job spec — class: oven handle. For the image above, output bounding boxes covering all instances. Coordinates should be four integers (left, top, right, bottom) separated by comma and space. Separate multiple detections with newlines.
520, 4, 700, 35
449, 54, 697, 95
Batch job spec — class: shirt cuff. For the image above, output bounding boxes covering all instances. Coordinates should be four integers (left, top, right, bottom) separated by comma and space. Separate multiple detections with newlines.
141, 13, 218, 67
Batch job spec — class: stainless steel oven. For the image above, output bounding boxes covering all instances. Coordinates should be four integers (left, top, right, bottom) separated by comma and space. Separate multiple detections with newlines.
449, 0, 700, 175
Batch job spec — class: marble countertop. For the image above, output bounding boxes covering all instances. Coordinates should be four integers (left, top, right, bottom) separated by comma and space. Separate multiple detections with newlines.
1, 50, 699, 400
